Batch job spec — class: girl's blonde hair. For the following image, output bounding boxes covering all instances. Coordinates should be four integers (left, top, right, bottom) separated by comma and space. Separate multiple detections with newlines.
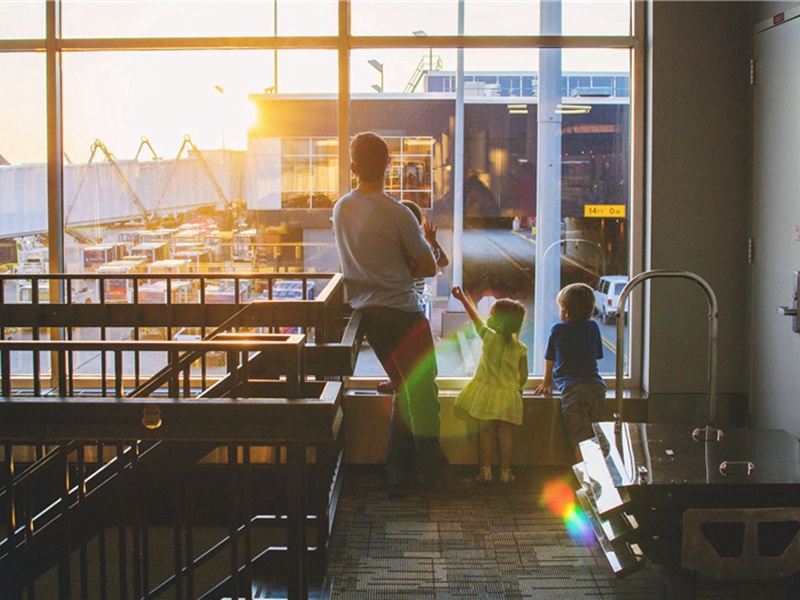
556, 283, 595, 322
487, 298, 526, 344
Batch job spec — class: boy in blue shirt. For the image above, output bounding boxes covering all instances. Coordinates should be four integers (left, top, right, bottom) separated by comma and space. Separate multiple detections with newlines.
534, 282, 606, 459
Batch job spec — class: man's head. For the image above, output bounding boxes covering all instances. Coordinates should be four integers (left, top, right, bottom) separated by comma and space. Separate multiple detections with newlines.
350, 132, 390, 183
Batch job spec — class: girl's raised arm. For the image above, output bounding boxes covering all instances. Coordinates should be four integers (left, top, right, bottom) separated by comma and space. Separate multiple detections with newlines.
452, 286, 485, 334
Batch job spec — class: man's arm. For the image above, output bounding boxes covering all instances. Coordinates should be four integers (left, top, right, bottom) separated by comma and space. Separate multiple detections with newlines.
409, 250, 437, 278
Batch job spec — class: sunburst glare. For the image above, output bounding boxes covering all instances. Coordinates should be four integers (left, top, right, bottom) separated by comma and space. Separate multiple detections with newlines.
542, 478, 594, 544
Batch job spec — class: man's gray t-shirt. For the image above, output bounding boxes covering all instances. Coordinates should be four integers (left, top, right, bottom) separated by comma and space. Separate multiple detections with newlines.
333, 190, 433, 312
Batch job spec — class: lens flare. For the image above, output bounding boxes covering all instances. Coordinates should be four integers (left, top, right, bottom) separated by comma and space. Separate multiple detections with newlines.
542, 478, 594, 544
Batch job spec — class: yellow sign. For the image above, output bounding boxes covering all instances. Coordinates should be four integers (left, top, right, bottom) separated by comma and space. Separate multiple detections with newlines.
584, 204, 626, 218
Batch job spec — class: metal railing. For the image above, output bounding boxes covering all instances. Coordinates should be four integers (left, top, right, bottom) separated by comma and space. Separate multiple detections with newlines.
0, 381, 344, 600
614, 270, 718, 426
0, 272, 347, 391
0, 272, 361, 599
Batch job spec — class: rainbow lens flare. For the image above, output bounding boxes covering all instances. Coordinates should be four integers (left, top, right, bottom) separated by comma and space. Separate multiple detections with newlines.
542, 478, 594, 544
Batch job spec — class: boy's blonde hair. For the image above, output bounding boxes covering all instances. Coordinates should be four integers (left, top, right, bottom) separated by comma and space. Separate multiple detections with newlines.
556, 283, 595, 322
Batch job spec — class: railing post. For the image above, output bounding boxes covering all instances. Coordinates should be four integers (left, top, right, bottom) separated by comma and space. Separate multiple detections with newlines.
228, 443, 240, 600
242, 444, 254, 600
286, 442, 309, 600
114, 350, 123, 397
116, 443, 128, 600
58, 443, 72, 599
131, 443, 143, 600
172, 449, 184, 600
1, 350, 10, 397
169, 351, 180, 398
77, 445, 89, 600
3, 443, 16, 558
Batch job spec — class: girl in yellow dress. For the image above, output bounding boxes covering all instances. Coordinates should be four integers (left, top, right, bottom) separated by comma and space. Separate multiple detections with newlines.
452, 286, 528, 484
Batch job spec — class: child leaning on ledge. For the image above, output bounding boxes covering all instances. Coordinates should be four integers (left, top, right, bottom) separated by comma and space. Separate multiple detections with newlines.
533, 282, 606, 462
452, 286, 527, 484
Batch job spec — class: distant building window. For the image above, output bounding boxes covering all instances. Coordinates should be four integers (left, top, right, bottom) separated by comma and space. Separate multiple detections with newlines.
282, 136, 434, 209
592, 76, 613, 89
616, 76, 630, 97
281, 137, 339, 209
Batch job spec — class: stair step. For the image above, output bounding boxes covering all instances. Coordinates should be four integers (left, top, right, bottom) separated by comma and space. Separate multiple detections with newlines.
576, 438, 631, 516
577, 488, 644, 578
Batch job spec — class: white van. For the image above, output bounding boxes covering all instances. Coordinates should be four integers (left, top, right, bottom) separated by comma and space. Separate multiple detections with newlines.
594, 275, 629, 323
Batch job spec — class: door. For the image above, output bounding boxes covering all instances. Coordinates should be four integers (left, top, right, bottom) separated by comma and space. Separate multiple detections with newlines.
750, 12, 800, 437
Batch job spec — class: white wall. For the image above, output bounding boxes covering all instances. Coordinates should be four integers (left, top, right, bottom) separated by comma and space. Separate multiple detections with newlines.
750, 7, 800, 437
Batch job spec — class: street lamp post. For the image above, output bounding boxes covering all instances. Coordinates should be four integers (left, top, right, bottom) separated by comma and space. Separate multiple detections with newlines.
368, 59, 384, 93
273, 0, 278, 93
213, 85, 225, 150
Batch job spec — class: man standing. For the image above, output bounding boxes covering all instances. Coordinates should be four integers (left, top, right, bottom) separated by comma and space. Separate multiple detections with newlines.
333, 132, 473, 498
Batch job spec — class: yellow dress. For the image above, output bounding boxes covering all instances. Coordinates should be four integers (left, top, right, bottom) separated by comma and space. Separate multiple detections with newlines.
455, 328, 527, 425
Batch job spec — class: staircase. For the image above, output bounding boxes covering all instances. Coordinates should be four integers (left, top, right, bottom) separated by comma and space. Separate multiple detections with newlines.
0, 272, 362, 600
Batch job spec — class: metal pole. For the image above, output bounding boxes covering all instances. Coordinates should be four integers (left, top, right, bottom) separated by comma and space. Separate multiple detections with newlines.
337, 0, 351, 198
46, 0, 65, 391
532, 0, 563, 371
46, 0, 64, 276
273, 0, 278, 92
447, 0, 466, 310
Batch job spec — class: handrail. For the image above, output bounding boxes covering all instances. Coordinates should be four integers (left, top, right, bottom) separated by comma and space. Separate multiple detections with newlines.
614, 270, 719, 426
541, 237, 606, 276
0, 338, 299, 353
126, 299, 263, 398
0, 272, 337, 282
0, 335, 305, 399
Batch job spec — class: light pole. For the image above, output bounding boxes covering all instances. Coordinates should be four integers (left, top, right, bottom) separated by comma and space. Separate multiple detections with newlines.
213, 85, 225, 150
413, 30, 433, 72
368, 59, 384, 93
273, 0, 278, 93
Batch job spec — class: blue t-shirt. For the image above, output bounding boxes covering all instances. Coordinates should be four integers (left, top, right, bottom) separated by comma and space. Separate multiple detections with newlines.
544, 320, 605, 391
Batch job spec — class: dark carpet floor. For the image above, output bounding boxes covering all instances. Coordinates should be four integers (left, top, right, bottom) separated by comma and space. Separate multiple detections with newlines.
322, 465, 795, 600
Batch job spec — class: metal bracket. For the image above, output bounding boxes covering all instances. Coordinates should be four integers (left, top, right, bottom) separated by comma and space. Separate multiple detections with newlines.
777, 270, 800, 333
719, 460, 755, 476
692, 426, 724, 442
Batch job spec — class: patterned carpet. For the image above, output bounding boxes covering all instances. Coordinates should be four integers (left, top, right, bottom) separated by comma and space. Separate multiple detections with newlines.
323, 466, 796, 600
325, 465, 659, 599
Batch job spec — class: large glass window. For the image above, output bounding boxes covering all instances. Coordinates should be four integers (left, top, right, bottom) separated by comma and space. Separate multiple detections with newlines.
0, 54, 46, 268
62, 0, 337, 39
0, 1, 43, 39
343, 44, 632, 378
0, 0, 639, 385
352, 0, 631, 36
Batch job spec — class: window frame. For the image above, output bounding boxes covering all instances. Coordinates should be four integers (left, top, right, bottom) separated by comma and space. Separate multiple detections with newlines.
0, 0, 645, 390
